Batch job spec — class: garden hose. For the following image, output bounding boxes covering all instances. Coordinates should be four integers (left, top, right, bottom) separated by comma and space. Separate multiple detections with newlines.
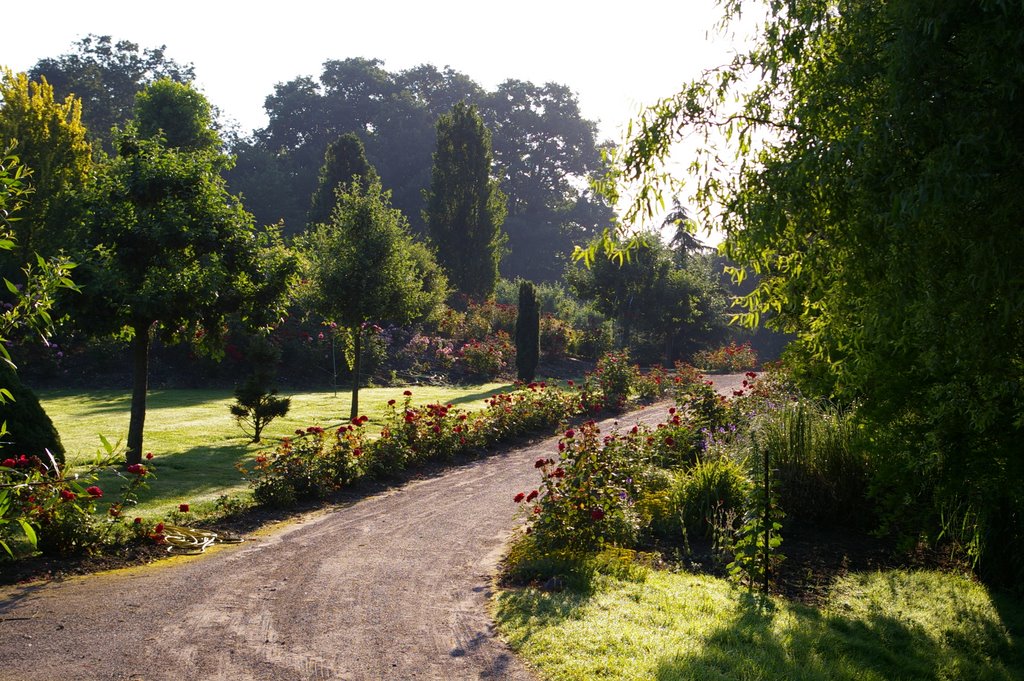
161, 525, 244, 555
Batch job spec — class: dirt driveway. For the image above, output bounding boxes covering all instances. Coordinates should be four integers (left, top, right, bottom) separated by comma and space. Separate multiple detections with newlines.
0, 376, 745, 680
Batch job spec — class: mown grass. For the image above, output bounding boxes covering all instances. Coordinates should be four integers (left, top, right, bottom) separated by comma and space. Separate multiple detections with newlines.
39, 383, 510, 518
493, 566, 1024, 680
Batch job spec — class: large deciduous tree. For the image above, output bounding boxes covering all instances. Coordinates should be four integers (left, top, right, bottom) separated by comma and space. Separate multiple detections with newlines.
298, 178, 446, 420
30, 35, 195, 155
614, 0, 1024, 582
80, 82, 294, 465
0, 69, 92, 268
424, 102, 506, 299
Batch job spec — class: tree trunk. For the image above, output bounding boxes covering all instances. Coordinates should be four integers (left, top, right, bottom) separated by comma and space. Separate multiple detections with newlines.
126, 320, 152, 466
349, 324, 361, 421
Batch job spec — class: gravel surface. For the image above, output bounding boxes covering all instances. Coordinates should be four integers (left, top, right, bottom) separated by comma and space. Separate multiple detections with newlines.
0, 376, 745, 681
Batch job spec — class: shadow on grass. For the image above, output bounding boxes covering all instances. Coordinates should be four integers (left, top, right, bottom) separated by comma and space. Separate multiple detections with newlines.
445, 384, 513, 407
91, 441, 254, 512
654, 587, 1024, 681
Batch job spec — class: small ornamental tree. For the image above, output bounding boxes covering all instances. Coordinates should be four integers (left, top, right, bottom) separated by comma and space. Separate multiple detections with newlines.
514, 280, 539, 382
298, 178, 446, 420
78, 82, 295, 465
230, 338, 290, 442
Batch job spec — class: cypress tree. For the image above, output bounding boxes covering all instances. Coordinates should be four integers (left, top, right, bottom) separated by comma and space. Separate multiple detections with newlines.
514, 280, 540, 382
424, 102, 506, 298
308, 133, 378, 227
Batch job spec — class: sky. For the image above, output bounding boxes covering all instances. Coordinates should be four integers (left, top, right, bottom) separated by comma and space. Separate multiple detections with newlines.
1, 0, 757, 239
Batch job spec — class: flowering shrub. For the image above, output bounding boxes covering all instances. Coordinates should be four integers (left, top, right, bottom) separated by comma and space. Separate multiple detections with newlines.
241, 424, 368, 507
539, 314, 574, 359
634, 365, 670, 402
515, 422, 640, 553
480, 382, 580, 441
593, 351, 641, 409
692, 341, 758, 372
460, 332, 514, 378
0, 440, 155, 558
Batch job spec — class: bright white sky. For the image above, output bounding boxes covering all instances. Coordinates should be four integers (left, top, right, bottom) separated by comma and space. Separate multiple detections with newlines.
1, 0, 757, 241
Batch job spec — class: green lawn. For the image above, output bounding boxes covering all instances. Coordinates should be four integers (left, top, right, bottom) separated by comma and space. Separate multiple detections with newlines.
39, 383, 510, 518
493, 566, 1024, 681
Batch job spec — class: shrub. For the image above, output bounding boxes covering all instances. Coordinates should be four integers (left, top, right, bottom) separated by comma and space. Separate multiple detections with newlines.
539, 314, 573, 359
516, 422, 640, 553
0, 363, 65, 464
229, 337, 290, 442
594, 351, 639, 409
693, 341, 758, 372
675, 458, 751, 538
460, 331, 514, 377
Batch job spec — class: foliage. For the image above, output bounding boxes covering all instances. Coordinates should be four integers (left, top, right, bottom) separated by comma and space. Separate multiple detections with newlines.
133, 77, 219, 152
514, 281, 539, 382
0, 68, 92, 269
297, 177, 444, 419
460, 332, 514, 378
0, 436, 154, 558
609, 0, 1024, 584
674, 457, 751, 539
592, 351, 639, 410
516, 422, 640, 553
0, 362, 65, 463
226, 60, 612, 277
229, 337, 290, 443
307, 132, 378, 227
693, 341, 758, 372
566, 233, 728, 363
79, 86, 295, 463
424, 101, 507, 298
30, 34, 196, 154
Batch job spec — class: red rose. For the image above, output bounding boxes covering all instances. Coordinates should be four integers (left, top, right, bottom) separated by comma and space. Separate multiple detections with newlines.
565, 429, 575, 438
533, 506, 542, 514
126, 464, 146, 475
86, 486, 103, 497
534, 458, 547, 468
134, 517, 143, 524
109, 507, 121, 517
513, 492, 525, 503
145, 452, 154, 460
178, 503, 190, 513
353, 448, 362, 457
591, 509, 605, 521
526, 490, 539, 502
60, 489, 76, 501
403, 390, 413, 396
664, 436, 675, 446
1, 458, 15, 467
388, 399, 396, 406
154, 522, 164, 533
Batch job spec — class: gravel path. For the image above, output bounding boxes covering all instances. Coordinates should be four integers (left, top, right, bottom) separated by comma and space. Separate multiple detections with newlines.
0, 376, 745, 681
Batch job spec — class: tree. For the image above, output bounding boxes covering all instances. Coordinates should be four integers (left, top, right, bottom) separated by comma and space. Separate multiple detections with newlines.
307, 132, 377, 227
614, 0, 1024, 582
424, 102, 506, 299
30, 35, 195, 154
483, 81, 614, 281
0, 69, 92, 268
298, 178, 446, 420
514, 281, 539, 382
134, 78, 219, 152
79, 83, 294, 465
567, 233, 726, 363
230, 337, 290, 443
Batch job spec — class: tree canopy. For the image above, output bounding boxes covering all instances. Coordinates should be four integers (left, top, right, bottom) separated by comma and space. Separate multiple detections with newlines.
612, 0, 1024, 582
30, 35, 195, 155
0, 69, 92, 268
226, 59, 612, 280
